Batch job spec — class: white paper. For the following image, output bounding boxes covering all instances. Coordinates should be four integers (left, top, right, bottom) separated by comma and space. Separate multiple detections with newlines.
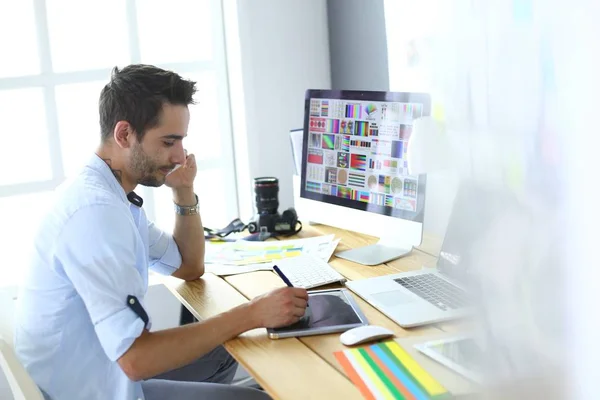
290, 129, 304, 175
322, 238, 341, 262
205, 234, 337, 266
205, 235, 340, 276
205, 263, 274, 276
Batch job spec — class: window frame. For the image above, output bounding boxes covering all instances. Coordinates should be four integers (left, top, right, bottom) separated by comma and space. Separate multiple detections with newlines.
0, 0, 240, 223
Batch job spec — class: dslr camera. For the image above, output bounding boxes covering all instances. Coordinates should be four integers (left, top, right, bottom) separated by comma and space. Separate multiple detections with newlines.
247, 177, 300, 235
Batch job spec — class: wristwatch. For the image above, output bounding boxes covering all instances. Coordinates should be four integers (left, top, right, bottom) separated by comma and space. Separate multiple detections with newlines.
174, 194, 199, 216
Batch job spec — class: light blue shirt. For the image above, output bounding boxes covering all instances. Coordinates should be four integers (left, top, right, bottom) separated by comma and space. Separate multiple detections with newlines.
15, 155, 182, 400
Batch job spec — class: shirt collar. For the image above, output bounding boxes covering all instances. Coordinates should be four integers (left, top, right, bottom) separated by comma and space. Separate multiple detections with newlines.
86, 154, 129, 205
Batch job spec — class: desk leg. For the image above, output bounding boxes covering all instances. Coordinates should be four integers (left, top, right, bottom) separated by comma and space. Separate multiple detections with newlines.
179, 304, 197, 325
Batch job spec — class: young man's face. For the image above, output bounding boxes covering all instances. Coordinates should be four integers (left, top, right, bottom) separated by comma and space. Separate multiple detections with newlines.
129, 103, 190, 187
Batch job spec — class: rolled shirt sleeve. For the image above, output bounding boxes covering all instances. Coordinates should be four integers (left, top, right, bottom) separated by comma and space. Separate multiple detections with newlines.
55, 204, 148, 361
147, 220, 182, 276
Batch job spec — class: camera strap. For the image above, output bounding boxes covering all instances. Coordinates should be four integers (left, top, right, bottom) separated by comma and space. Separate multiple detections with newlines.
204, 219, 303, 241
204, 218, 247, 239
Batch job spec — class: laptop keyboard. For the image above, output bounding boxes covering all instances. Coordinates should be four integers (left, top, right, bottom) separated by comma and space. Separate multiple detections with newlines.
393, 274, 466, 311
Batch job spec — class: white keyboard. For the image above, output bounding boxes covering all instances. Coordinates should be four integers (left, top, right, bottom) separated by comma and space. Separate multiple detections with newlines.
275, 254, 346, 289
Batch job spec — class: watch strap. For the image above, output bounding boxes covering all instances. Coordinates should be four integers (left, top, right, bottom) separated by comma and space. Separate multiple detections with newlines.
174, 194, 199, 216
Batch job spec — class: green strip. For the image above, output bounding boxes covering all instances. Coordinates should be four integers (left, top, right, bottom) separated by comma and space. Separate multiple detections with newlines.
379, 343, 432, 398
358, 348, 406, 400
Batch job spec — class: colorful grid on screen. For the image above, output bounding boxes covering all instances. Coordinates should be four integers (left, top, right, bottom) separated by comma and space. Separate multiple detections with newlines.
305, 97, 423, 212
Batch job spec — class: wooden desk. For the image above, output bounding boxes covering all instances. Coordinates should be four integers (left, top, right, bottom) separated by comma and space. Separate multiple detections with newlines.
163, 225, 459, 399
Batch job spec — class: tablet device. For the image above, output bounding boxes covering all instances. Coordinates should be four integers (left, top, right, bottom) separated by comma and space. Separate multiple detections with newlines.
414, 336, 484, 383
267, 288, 368, 339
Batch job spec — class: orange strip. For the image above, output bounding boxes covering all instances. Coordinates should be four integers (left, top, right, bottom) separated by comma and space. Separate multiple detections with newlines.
335, 351, 377, 400
365, 347, 416, 400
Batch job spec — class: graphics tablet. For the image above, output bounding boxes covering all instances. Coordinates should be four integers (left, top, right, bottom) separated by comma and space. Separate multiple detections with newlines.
267, 288, 368, 339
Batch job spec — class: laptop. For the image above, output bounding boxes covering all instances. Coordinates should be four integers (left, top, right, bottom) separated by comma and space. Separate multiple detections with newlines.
346, 182, 504, 328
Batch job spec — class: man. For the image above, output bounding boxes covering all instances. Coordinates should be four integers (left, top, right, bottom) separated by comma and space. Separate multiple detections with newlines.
15, 64, 309, 400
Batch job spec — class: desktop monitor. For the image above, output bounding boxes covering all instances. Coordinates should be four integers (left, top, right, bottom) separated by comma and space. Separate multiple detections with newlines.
296, 89, 431, 266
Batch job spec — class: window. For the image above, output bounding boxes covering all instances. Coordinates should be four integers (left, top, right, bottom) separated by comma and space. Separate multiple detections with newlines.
0, 0, 238, 287
384, 0, 452, 93
384, 0, 489, 123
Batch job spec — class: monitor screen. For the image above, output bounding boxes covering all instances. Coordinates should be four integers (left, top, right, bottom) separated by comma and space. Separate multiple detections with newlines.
300, 90, 431, 221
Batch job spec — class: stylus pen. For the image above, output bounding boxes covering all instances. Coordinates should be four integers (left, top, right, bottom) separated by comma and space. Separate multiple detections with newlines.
272, 265, 293, 286
273, 265, 309, 307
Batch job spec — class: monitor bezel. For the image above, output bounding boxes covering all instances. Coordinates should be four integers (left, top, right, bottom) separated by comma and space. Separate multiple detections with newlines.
300, 89, 431, 223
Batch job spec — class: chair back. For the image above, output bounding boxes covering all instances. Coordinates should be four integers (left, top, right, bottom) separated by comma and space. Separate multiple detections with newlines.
0, 287, 17, 346
0, 287, 44, 400
0, 339, 45, 400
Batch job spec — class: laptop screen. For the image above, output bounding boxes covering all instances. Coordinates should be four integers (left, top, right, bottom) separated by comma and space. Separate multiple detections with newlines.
437, 182, 509, 283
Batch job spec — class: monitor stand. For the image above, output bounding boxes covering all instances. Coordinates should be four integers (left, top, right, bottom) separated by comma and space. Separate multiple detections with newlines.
335, 239, 413, 266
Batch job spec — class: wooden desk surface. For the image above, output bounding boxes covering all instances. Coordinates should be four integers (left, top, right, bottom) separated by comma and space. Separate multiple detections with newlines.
164, 225, 457, 399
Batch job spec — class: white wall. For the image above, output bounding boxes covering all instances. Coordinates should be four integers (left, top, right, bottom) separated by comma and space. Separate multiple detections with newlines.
224, 0, 332, 220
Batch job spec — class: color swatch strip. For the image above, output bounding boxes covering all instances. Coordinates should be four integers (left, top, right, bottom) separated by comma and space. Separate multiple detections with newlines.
334, 341, 450, 400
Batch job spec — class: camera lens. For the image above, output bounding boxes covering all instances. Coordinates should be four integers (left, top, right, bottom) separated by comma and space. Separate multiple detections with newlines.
254, 177, 279, 215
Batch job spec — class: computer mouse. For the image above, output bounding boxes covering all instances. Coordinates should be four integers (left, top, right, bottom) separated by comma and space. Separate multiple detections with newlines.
339, 325, 394, 346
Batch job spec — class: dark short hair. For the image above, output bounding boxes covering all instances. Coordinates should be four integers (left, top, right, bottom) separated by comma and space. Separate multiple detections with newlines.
99, 64, 197, 142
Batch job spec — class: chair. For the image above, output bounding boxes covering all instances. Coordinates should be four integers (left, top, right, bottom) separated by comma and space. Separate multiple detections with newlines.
0, 287, 44, 400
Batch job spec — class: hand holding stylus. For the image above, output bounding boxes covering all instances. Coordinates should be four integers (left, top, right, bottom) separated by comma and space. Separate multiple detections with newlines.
248, 285, 308, 328
273, 265, 309, 308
